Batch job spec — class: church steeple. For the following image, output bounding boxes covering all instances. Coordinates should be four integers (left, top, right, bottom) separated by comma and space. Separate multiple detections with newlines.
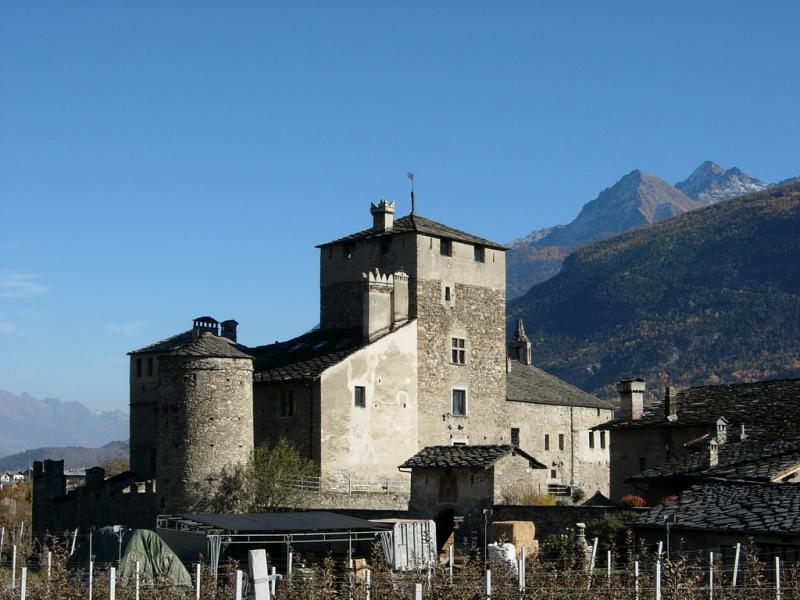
508, 318, 532, 365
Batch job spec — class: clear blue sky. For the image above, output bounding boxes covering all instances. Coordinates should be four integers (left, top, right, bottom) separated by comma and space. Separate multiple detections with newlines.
1, 2, 798, 411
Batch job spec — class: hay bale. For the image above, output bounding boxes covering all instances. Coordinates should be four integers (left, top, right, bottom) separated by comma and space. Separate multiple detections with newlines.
491, 520, 536, 550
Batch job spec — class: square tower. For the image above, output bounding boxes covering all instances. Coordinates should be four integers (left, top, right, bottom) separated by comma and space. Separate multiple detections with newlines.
318, 201, 509, 448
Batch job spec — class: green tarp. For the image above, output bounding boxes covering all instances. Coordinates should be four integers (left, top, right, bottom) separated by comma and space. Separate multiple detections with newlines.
74, 527, 191, 587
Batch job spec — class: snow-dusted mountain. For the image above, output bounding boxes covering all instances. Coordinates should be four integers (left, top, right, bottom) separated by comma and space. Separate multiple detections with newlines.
676, 160, 768, 205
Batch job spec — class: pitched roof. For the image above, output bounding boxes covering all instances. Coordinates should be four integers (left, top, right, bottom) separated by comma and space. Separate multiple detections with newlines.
634, 480, 800, 536
506, 360, 613, 409
596, 378, 800, 437
317, 213, 508, 251
130, 331, 252, 359
250, 327, 365, 382
629, 438, 800, 483
399, 445, 546, 470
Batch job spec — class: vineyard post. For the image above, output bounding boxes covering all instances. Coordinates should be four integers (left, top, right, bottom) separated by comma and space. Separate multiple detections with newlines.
733, 543, 741, 587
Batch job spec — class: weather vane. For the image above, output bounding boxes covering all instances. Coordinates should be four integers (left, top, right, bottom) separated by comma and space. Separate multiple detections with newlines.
407, 171, 416, 214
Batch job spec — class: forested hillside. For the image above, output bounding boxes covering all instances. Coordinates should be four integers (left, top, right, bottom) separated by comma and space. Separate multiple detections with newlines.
508, 183, 800, 401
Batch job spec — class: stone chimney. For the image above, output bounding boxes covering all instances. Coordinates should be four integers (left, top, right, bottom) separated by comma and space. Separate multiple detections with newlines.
221, 319, 239, 342
617, 378, 646, 420
664, 386, 679, 420
363, 269, 394, 341
508, 319, 532, 365
715, 417, 729, 445
370, 199, 396, 232
391, 271, 409, 327
739, 423, 748, 442
707, 438, 719, 467
192, 316, 219, 338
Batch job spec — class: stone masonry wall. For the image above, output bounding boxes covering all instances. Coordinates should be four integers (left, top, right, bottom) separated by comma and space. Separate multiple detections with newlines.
156, 355, 253, 513
254, 379, 317, 462
129, 354, 161, 480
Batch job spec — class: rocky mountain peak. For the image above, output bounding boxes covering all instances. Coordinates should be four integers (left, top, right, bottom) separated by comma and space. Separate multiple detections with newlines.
676, 161, 767, 205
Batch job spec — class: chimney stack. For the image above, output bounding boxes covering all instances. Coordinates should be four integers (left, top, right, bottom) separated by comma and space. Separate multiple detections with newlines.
192, 316, 219, 338
664, 386, 679, 420
739, 424, 748, 442
363, 269, 394, 341
715, 417, 728, 445
370, 199, 396, 232
221, 320, 239, 342
617, 378, 646, 420
391, 271, 409, 327
707, 438, 719, 467
508, 319, 532, 365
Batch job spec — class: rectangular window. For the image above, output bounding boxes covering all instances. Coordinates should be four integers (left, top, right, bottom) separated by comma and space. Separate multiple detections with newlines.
136, 358, 142, 378
147, 357, 154, 377
380, 236, 392, 254
354, 386, 366, 408
589, 431, 595, 449
445, 286, 451, 302
510, 428, 520, 446
544, 434, 550, 451
451, 337, 466, 364
558, 434, 565, 451
440, 239, 452, 257
600, 431, 606, 449
452, 389, 467, 416
280, 390, 295, 417
474, 245, 485, 262
550, 469, 557, 479
343, 243, 354, 260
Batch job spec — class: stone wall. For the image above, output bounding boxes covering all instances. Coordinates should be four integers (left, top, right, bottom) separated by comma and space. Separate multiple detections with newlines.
129, 353, 161, 480
493, 505, 634, 540
492, 453, 549, 503
156, 355, 254, 512
254, 379, 317, 461
507, 402, 613, 497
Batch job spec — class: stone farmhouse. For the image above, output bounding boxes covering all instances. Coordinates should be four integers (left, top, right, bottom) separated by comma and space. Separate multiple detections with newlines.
34, 200, 612, 537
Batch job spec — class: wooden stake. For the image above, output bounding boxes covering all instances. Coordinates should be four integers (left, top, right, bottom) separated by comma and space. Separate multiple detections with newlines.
634, 560, 640, 600
733, 543, 741, 587
775, 556, 781, 600
110, 566, 116, 600
485, 569, 492, 599
12, 544, 16, 590
587, 537, 598, 589
234, 569, 243, 600
709, 552, 714, 600
20, 566, 27, 600
196, 563, 201, 600
412, 582, 423, 600
365, 568, 371, 600
655, 559, 661, 600
89, 560, 94, 600
135, 560, 141, 600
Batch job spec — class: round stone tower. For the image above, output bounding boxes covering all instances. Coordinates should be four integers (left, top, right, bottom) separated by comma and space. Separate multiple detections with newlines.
155, 322, 254, 513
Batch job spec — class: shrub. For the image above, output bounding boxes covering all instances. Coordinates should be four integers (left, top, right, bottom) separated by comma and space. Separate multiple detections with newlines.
571, 488, 587, 504
620, 494, 647, 508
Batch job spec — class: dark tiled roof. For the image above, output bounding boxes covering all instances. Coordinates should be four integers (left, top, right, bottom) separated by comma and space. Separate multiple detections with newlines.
130, 331, 251, 359
399, 445, 546, 470
318, 214, 508, 251
249, 327, 365, 382
506, 361, 614, 410
596, 378, 800, 437
630, 439, 800, 483
634, 480, 800, 536
582, 491, 618, 507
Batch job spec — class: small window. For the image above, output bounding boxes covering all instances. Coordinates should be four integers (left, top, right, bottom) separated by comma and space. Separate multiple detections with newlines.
544, 434, 550, 451
451, 337, 466, 364
147, 357, 154, 377
440, 239, 452, 257
510, 428, 520, 446
136, 358, 142, 378
550, 469, 557, 479
445, 286, 451, 302
589, 431, 595, 449
343, 243, 354, 260
597, 408, 601, 416
380, 236, 392, 254
474, 245, 485, 263
354, 386, 366, 408
600, 431, 606, 449
280, 390, 295, 417
558, 434, 565, 451
452, 389, 467, 416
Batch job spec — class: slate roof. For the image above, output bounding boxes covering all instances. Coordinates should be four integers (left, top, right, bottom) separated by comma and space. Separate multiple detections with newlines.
506, 360, 613, 410
249, 327, 365, 382
634, 480, 800, 536
399, 445, 546, 470
629, 438, 800, 483
595, 379, 800, 438
318, 213, 508, 251
130, 331, 252, 359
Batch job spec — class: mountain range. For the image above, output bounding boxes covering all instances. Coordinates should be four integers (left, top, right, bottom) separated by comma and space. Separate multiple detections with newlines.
0, 440, 129, 472
0, 390, 128, 459
507, 161, 784, 300
508, 182, 800, 401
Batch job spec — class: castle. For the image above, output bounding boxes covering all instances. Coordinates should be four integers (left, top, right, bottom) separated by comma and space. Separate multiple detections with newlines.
34, 199, 612, 536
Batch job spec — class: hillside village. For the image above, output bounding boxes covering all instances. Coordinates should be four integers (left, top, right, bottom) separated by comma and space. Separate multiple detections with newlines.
25, 183, 800, 595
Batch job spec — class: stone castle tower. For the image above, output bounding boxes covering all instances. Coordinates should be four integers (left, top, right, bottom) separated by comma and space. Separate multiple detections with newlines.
318, 200, 509, 446
129, 317, 253, 511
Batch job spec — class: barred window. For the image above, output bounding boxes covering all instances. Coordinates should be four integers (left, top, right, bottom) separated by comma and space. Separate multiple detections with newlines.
544, 434, 550, 451
440, 239, 452, 257
511, 428, 520, 446
474, 245, 485, 262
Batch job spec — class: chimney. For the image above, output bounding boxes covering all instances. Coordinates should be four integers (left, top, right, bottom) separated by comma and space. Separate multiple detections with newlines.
739, 424, 748, 442
221, 320, 239, 342
391, 271, 409, 327
617, 378, 646, 420
664, 386, 679, 420
715, 417, 728, 445
363, 269, 394, 341
508, 319, 532, 365
192, 316, 219, 338
370, 199, 396, 232
707, 438, 719, 467
86, 466, 106, 486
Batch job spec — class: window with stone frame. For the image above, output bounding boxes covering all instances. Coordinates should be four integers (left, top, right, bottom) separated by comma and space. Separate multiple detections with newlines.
440, 238, 452, 257
354, 385, 366, 408
474, 244, 485, 262
451, 337, 466, 364
589, 431, 595, 449
600, 431, 606, 449
558, 433, 565, 451
510, 428, 520, 446
451, 389, 467, 416
280, 390, 295, 417
544, 433, 550, 451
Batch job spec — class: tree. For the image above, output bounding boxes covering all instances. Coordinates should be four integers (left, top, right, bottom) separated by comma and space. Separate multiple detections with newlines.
201, 438, 318, 513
